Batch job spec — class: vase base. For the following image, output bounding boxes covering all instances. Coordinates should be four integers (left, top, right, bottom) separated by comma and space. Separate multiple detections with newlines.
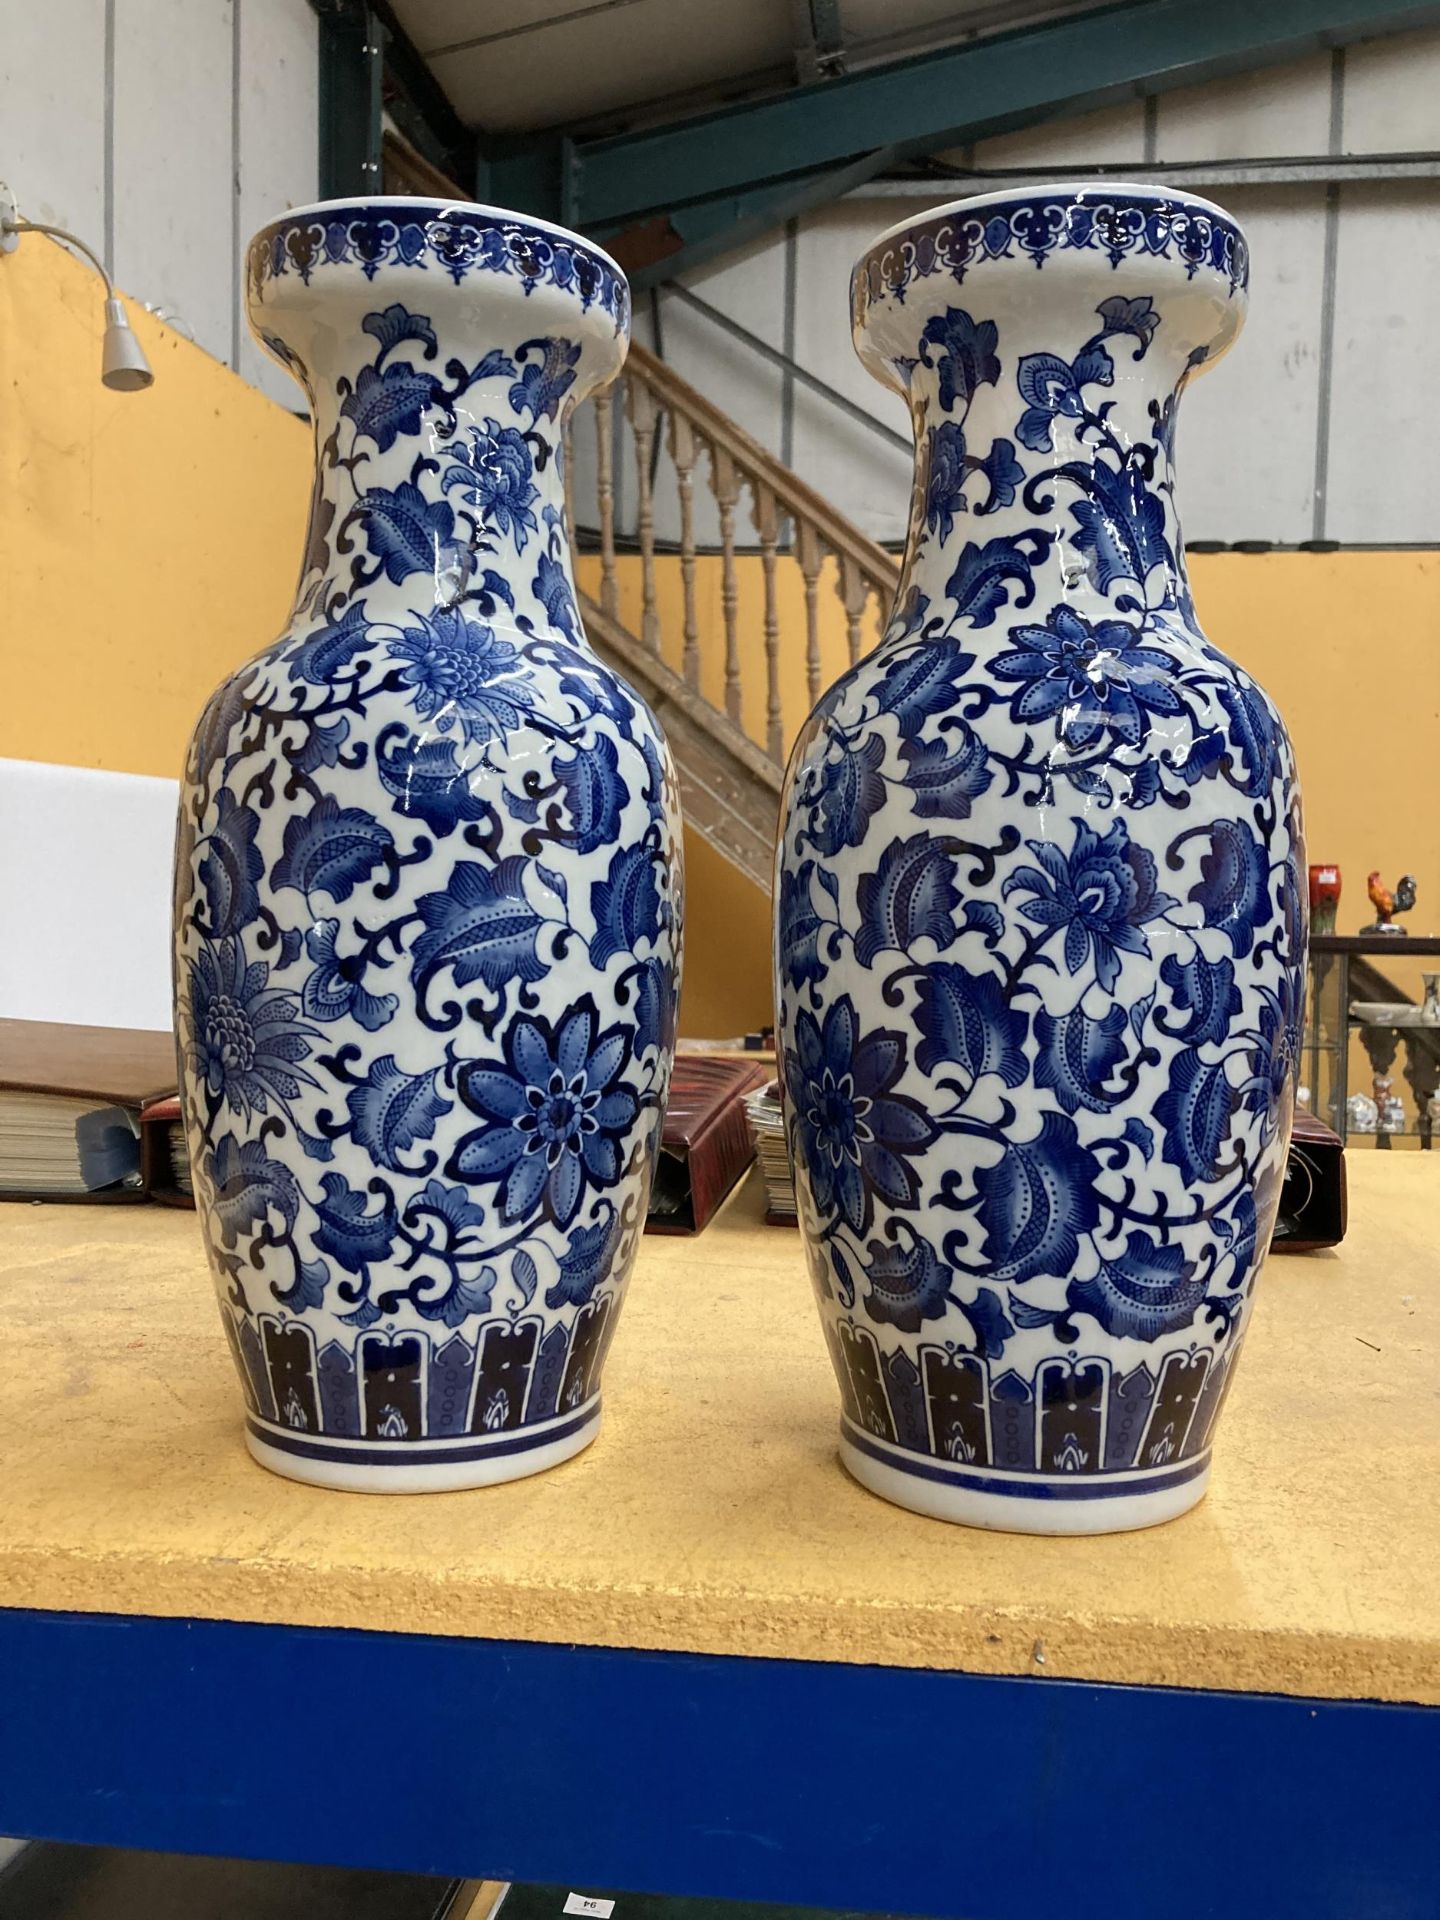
243, 1397, 602, 1493
838, 1420, 1210, 1535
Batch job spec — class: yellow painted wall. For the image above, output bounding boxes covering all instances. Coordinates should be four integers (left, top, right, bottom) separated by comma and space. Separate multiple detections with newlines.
0, 238, 312, 774
4, 239, 1436, 1044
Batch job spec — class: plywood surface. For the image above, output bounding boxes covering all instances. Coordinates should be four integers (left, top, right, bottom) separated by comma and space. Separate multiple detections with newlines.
0, 1156, 1435, 1705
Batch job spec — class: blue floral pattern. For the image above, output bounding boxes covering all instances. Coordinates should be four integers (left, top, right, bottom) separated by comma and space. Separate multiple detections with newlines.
782, 192, 1300, 1515
441, 419, 541, 551
992, 604, 1185, 750
389, 607, 536, 743
1005, 820, 1177, 994
450, 999, 640, 1229
187, 935, 321, 1123
785, 999, 936, 1236
178, 206, 679, 1476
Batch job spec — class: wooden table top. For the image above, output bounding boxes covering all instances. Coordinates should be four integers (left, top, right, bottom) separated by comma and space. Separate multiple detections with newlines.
0, 1154, 1435, 1705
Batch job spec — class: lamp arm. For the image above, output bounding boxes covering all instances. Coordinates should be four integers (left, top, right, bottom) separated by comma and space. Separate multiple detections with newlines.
2, 218, 117, 299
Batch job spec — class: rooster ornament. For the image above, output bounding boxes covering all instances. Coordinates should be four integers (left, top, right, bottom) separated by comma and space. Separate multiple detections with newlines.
1364, 871, 1418, 934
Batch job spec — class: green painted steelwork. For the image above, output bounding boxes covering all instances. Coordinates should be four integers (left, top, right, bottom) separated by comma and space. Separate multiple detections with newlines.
625, 154, 890, 290
316, 1, 384, 201
315, 0, 476, 199
490, 0, 1440, 255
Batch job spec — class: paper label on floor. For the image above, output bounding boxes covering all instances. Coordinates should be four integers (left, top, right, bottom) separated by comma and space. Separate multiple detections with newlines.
563, 1897, 615, 1917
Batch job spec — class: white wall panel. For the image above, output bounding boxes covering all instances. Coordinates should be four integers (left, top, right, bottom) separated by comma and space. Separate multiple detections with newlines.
670, 234, 788, 450
1341, 28, 1440, 153
1155, 54, 1333, 161
238, 0, 319, 404
113, 0, 235, 364
1325, 183, 1440, 542
0, 0, 107, 238
965, 100, 1146, 171
791, 200, 912, 543
1176, 187, 1327, 544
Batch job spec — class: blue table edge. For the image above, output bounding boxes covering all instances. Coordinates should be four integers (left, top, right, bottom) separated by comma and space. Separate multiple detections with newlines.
0, 1606, 1434, 1920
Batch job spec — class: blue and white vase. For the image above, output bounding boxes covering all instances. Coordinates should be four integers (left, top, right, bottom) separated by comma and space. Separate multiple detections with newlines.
776, 185, 1304, 1534
175, 198, 682, 1492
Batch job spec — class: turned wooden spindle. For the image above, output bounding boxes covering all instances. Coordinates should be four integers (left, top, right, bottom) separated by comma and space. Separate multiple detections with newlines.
669, 409, 700, 687
752, 482, 784, 762
796, 518, 824, 707
593, 386, 619, 618
709, 442, 743, 726
626, 374, 662, 653
840, 553, 871, 667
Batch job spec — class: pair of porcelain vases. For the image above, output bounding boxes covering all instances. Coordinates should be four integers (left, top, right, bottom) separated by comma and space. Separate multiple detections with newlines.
176, 186, 1304, 1534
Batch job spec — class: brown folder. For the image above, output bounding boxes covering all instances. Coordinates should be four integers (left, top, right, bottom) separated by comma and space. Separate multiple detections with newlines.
646, 1055, 770, 1234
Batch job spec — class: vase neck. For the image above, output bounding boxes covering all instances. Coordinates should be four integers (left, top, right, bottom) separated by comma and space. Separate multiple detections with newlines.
287, 326, 581, 628
851, 189, 1248, 647
893, 320, 1204, 639
244, 201, 630, 637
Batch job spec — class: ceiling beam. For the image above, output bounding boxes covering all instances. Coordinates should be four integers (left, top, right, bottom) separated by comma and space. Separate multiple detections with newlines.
489, 0, 1440, 239
615, 152, 891, 290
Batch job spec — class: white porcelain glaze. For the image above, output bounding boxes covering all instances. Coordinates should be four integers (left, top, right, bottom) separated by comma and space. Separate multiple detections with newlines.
776, 186, 1303, 1534
174, 199, 682, 1490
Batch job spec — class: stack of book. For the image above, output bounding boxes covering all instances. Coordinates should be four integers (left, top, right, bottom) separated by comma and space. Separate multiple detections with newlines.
0, 1020, 176, 1205
744, 1081, 797, 1226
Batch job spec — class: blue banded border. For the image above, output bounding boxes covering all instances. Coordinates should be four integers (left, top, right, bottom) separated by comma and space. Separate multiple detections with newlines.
854, 191, 1249, 320
842, 1417, 1210, 1501
247, 1397, 598, 1469
246, 202, 629, 330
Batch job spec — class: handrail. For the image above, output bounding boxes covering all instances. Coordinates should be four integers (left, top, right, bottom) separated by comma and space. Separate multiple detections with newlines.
624, 338, 901, 586
664, 284, 914, 457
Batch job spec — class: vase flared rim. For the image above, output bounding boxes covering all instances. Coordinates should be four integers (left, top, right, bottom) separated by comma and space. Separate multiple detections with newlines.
252, 195, 625, 279
859, 180, 1243, 260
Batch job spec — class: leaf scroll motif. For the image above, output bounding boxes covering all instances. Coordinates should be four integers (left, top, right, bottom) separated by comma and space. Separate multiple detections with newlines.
346, 1057, 452, 1173
411, 857, 546, 994
855, 834, 961, 966
272, 794, 395, 902
971, 1114, 1102, 1286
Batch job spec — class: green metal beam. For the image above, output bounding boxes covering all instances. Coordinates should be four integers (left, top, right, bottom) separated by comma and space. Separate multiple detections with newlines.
619, 153, 892, 291
367, 0, 475, 179
316, 1, 384, 200
491, 0, 1440, 233
314, 0, 476, 199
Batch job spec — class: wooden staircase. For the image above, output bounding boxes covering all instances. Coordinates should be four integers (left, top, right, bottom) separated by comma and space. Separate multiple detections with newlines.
565, 340, 901, 890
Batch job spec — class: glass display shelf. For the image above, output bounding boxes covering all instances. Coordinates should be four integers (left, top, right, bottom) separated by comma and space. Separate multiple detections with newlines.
1306, 935, 1440, 1146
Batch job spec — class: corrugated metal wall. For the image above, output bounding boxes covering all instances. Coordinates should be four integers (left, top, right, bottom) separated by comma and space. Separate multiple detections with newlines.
6, 15, 1435, 544
2, 0, 319, 410
632, 27, 1440, 549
